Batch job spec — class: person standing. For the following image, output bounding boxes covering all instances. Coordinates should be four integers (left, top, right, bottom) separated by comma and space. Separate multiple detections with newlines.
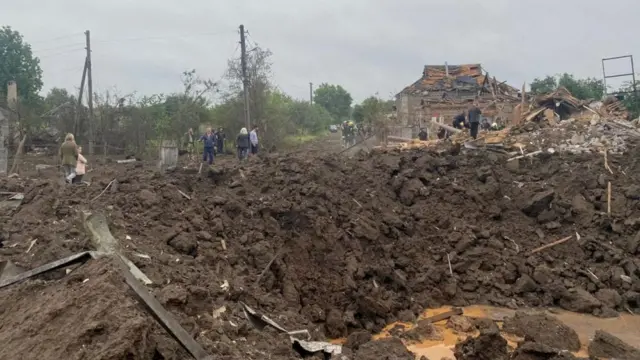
249, 126, 259, 155
200, 127, 216, 165
467, 102, 482, 139
217, 127, 226, 155
72, 146, 88, 184
59, 133, 78, 183
185, 128, 195, 157
236, 127, 250, 160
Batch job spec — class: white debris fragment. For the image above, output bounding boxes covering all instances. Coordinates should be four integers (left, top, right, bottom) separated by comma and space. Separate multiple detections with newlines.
221, 280, 230, 291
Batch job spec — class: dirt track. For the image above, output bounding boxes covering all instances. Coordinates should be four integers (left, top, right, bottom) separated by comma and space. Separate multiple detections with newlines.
1, 134, 640, 359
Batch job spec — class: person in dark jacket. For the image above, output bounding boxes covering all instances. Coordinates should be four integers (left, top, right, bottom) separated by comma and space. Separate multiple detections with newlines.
418, 128, 428, 141
467, 103, 482, 139
217, 127, 226, 155
453, 112, 466, 129
200, 127, 216, 165
236, 127, 250, 160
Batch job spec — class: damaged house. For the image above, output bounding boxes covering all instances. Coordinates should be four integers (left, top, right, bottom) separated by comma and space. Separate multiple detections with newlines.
395, 63, 521, 137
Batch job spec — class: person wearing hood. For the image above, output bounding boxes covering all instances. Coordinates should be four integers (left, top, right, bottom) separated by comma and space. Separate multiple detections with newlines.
59, 133, 79, 183
237, 128, 250, 160
200, 127, 216, 165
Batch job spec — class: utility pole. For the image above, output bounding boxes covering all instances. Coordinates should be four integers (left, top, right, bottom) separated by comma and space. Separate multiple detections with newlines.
75, 60, 87, 138
309, 82, 313, 104
85, 30, 94, 155
239, 25, 251, 131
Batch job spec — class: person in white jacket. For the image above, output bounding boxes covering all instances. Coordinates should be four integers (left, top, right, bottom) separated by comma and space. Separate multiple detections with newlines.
249, 126, 259, 155
72, 146, 88, 184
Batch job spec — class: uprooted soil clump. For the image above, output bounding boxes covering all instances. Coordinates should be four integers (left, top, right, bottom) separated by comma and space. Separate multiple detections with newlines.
1, 141, 640, 358
502, 311, 581, 351
587, 330, 640, 359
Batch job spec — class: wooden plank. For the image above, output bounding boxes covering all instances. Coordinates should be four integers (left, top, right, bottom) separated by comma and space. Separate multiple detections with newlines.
0, 252, 94, 289
116, 257, 213, 360
423, 307, 463, 323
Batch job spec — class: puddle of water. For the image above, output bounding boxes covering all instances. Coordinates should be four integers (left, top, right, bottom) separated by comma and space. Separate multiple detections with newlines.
364, 305, 640, 359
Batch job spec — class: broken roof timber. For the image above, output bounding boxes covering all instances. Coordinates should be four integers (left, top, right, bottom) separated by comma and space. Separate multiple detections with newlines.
397, 64, 519, 98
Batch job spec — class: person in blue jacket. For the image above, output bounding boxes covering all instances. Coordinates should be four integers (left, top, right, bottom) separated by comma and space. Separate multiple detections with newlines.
200, 127, 217, 165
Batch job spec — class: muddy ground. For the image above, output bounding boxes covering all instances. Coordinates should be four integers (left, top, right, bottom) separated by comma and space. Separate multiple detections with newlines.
1, 133, 640, 359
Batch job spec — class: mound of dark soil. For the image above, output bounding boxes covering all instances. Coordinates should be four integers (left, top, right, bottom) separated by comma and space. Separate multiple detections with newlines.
0, 258, 186, 360
502, 311, 580, 351
2, 143, 640, 359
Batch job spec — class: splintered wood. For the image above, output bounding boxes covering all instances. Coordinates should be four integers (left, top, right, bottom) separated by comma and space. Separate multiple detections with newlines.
529, 235, 573, 255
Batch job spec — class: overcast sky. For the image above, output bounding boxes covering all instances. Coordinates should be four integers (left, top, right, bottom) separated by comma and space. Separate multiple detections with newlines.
3, 0, 639, 103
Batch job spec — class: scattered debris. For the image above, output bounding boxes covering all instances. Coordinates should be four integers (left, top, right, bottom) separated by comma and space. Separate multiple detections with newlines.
529, 235, 573, 255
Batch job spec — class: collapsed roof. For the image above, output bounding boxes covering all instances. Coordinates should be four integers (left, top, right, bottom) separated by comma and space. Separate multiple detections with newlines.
398, 64, 519, 98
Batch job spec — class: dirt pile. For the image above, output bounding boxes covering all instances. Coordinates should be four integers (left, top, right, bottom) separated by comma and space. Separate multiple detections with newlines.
1, 142, 640, 358
587, 330, 640, 359
0, 258, 187, 360
502, 311, 580, 351
453, 328, 509, 360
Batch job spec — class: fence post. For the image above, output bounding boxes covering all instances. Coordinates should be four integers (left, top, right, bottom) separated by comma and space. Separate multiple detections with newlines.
157, 140, 178, 171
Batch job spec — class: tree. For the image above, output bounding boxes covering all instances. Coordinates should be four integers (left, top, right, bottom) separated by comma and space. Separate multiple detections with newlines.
42, 87, 76, 135
313, 83, 352, 121
530, 73, 605, 100
353, 96, 394, 125
352, 104, 364, 123
619, 81, 640, 118
0, 26, 43, 101
530, 76, 556, 95
289, 101, 334, 134
557, 73, 604, 101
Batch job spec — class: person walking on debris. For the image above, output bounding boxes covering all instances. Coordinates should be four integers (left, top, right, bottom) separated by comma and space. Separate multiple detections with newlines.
237, 127, 250, 160
217, 127, 226, 155
249, 125, 259, 155
418, 128, 428, 141
200, 127, 216, 165
467, 102, 482, 139
72, 146, 87, 184
59, 133, 78, 184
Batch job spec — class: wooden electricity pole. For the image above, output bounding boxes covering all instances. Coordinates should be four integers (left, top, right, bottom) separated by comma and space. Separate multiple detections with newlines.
85, 30, 94, 155
75, 60, 87, 138
309, 82, 313, 104
239, 25, 251, 131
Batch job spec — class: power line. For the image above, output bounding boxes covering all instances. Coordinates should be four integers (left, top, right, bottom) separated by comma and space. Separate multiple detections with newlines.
28, 32, 84, 45
37, 48, 85, 59
34, 43, 86, 54
92, 30, 234, 44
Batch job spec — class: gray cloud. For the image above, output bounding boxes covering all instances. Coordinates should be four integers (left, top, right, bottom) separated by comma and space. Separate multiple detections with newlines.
3, 0, 639, 102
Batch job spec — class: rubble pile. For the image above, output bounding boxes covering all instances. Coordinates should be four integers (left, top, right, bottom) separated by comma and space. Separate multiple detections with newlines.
1, 141, 640, 359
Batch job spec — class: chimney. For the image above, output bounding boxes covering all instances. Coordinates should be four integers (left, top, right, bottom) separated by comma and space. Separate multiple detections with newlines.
7, 81, 17, 111
445, 62, 449, 77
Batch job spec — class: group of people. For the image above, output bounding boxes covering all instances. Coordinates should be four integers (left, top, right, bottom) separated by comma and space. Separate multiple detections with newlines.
186, 125, 259, 164
59, 133, 87, 184
341, 120, 357, 147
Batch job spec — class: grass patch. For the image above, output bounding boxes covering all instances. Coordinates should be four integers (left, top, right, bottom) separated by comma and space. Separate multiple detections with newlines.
282, 133, 324, 148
